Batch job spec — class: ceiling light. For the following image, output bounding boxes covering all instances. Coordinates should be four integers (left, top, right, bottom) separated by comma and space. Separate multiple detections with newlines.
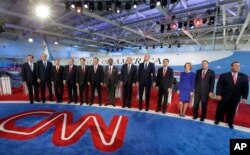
35, 4, 49, 19
28, 38, 33, 43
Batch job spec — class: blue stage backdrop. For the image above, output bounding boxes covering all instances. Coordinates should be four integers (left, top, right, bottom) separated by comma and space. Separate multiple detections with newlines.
0, 103, 249, 155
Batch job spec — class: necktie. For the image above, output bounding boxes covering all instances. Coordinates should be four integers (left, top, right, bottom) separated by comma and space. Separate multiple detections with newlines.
44, 61, 47, 68
56, 66, 59, 73
82, 65, 85, 73
232, 73, 237, 85
94, 65, 97, 73
109, 66, 112, 78
30, 63, 33, 71
163, 68, 166, 76
144, 62, 148, 70
69, 66, 72, 73
128, 64, 131, 73
202, 70, 206, 80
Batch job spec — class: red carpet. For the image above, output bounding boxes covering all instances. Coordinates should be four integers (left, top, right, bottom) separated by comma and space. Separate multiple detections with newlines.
1, 86, 250, 128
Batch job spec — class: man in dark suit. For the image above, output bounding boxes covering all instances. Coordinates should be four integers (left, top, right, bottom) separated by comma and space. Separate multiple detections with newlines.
137, 53, 156, 111
104, 58, 118, 106
88, 57, 104, 106
193, 60, 215, 122
215, 61, 249, 129
21, 55, 39, 104
156, 58, 174, 114
36, 53, 53, 103
76, 58, 89, 105
63, 58, 78, 104
120, 57, 137, 108
51, 59, 64, 103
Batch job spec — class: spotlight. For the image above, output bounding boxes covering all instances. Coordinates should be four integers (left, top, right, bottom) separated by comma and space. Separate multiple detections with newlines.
194, 19, 203, 27
156, 0, 161, 6
54, 41, 58, 45
126, 2, 131, 12
208, 16, 215, 25
183, 21, 188, 27
115, 2, 121, 14
178, 22, 183, 30
35, 4, 49, 19
71, 3, 75, 9
162, 0, 167, 8
106, 2, 112, 11
89, 1, 94, 12
189, 20, 194, 29
76, 2, 83, 13
171, 23, 178, 30
150, 0, 156, 9
133, 2, 137, 9
83, 2, 88, 9
97, 2, 103, 11
28, 38, 33, 43
160, 24, 165, 33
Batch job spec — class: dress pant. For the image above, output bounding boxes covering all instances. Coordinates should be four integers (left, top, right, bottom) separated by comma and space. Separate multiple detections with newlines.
40, 81, 53, 101
215, 96, 239, 124
54, 82, 64, 102
90, 82, 102, 105
67, 82, 77, 103
123, 83, 133, 107
106, 80, 116, 105
27, 82, 39, 103
79, 84, 88, 103
157, 87, 169, 113
193, 93, 209, 119
139, 83, 151, 110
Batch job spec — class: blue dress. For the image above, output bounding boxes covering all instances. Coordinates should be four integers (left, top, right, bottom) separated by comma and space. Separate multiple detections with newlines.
178, 72, 195, 102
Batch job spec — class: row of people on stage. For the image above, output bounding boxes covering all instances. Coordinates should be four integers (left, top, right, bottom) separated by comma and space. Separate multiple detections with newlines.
21, 53, 249, 129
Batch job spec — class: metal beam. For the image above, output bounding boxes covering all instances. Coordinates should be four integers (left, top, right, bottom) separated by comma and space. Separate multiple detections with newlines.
181, 28, 201, 46
236, 10, 250, 45
223, 5, 227, 49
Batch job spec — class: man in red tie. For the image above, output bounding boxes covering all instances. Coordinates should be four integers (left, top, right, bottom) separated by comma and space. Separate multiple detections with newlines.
88, 57, 104, 106
193, 60, 215, 122
215, 61, 249, 129
51, 59, 64, 103
76, 58, 89, 105
63, 59, 77, 104
155, 58, 174, 114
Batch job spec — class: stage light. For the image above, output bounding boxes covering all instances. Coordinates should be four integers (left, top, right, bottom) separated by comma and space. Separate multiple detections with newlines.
162, 0, 167, 8
106, 2, 112, 11
133, 2, 137, 9
183, 21, 188, 27
54, 41, 58, 45
83, 2, 88, 9
208, 16, 215, 25
115, 2, 121, 14
71, 3, 75, 9
97, 2, 103, 11
194, 19, 203, 27
178, 22, 182, 30
156, 0, 161, 6
150, 0, 156, 9
189, 20, 194, 29
126, 2, 131, 11
171, 23, 178, 30
76, 2, 82, 13
160, 24, 165, 33
89, 1, 94, 12
35, 4, 49, 19
28, 38, 33, 43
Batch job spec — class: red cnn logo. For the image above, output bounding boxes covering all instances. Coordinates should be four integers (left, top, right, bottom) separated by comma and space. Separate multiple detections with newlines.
0, 110, 129, 152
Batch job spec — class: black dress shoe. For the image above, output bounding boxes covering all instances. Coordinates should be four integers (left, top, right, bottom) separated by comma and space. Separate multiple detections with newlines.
56, 101, 60, 103
145, 108, 149, 111
122, 105, 125, 108
228, 124, 234, 129
99, 103, 102, 106
89, 103, 93, 106
112, 104, 115, 107
42, 100, 45, 103
200, 118, 205, 122
162, 111, 166, 114
128, 106, 131, 109
193, 116, 198, 120
139, 107, 142, 111
68, 101, 72, 104
80, 102, 83, 105
30, 101, 33, 104
214, 121, 219, 125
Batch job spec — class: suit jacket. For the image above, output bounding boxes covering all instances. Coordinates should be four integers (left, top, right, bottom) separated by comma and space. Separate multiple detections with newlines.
63, 65, 77, 84
36, 60, 53, 82
216, 72, 249, 102
21, 62, 37, 83
120, 64, 137, 85
88, 65, 104, 85
194, 69, 215, 95
156, 67, 174, 90
104, 65, 119, 86
51, 65, 64, 83
138, 62, 155, 86
76, 65, 89, 86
